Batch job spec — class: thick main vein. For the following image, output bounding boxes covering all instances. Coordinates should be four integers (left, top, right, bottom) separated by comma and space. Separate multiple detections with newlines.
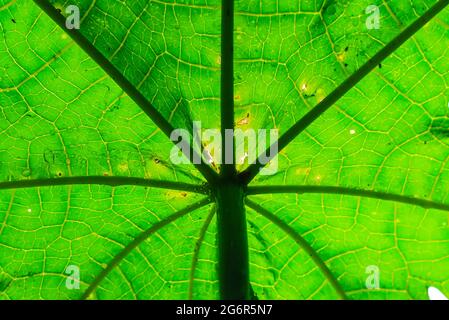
247, 185, 449, 211
245, 199, 348, 300
0, 176, 209, 194
239, 0, 449, 184
32, 0, 219, 184
220, 0, 237, 178
81, 197, 212, 300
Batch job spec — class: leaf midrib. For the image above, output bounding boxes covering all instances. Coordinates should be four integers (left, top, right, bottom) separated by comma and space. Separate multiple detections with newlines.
220, 0, 236, 179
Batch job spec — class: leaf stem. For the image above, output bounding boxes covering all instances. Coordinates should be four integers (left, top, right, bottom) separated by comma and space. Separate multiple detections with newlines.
32, 0, 219, 184
220, 0, 237, 178
81, 198, 212, 300
247, 185, 449, 211
239, 0, 449, 184
246, 199, 348, 300
0, 176, 209, 194
215, 180, 250, 299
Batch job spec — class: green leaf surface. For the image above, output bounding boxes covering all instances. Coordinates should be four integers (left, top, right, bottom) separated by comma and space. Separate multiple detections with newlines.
234, 0, 440, 134
1, 0, 449, 300
49, 0, 222, 132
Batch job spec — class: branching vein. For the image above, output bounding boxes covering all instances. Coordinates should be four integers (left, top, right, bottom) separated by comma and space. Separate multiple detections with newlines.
247, 185, 449, 211
81, 197, 212, 300
0, 176, 209, 194
239, 0, 449, 184
246, 199, 348, 300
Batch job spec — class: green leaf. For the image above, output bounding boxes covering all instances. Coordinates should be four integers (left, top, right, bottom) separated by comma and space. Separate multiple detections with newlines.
1, 0, 449, 300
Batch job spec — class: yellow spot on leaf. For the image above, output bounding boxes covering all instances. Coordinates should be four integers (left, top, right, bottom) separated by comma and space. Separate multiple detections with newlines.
118, 162, 128, 172
337, 52, 346, 61
295, 167, 310, 176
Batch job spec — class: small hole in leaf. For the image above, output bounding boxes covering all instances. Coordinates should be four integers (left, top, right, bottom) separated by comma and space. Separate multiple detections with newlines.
428, 286, 448, 300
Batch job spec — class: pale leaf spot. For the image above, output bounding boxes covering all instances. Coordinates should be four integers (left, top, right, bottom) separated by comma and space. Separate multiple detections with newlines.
428, 287, 448, 300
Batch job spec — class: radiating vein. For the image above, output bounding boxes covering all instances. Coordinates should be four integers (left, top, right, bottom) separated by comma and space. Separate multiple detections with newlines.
0, 0, 16, 11
32, 0, 219, 184
239, 0, 449, 184
0, 190, 15, 235
81, 197, 212, 300
247, 185, 449, 211
188, 204, 216, 299
0, 176, 209, 194
245, 199, 348, 300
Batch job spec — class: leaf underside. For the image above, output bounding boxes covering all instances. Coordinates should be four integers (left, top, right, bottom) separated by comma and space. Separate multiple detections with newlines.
0, 0, 448, 300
